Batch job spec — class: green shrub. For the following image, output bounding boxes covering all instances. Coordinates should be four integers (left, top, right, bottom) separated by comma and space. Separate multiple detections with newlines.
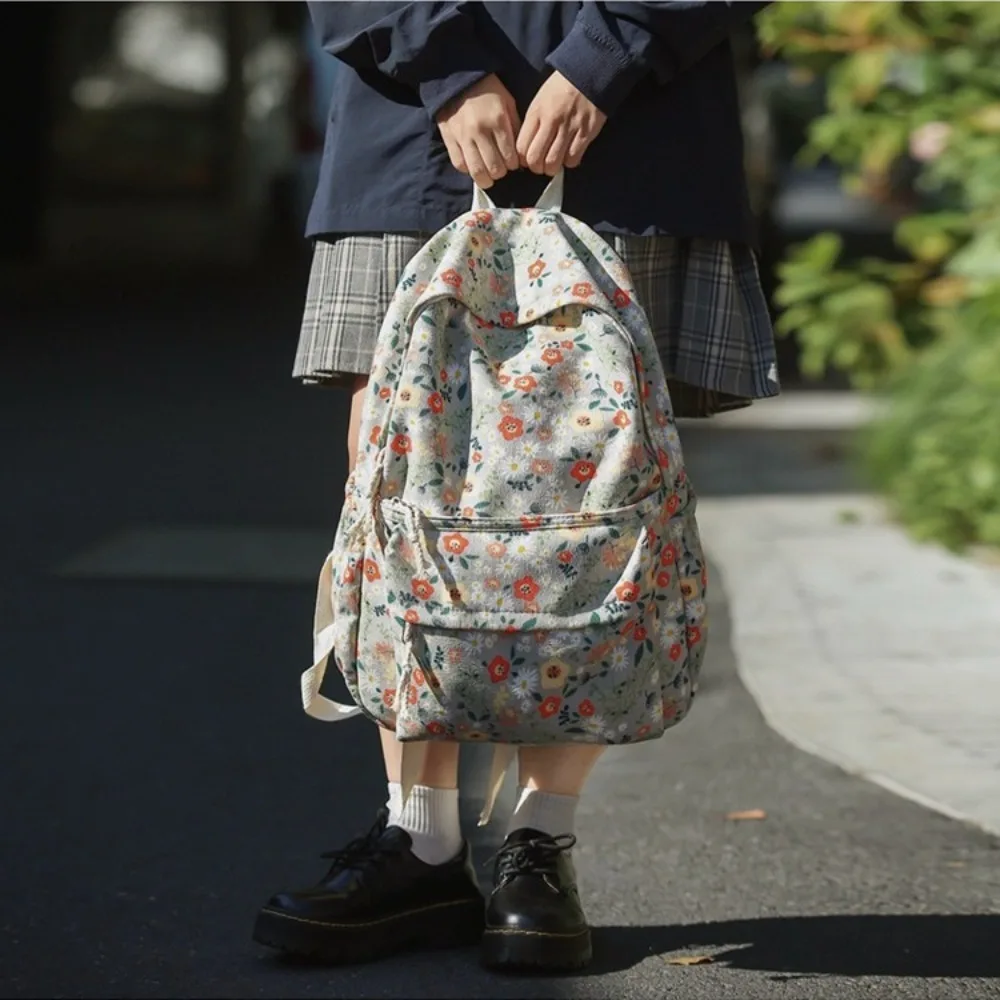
759, 1, 1000, 389
864, 289, 1000, 550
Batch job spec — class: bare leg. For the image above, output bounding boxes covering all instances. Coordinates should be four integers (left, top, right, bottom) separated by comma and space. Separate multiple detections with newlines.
348, 375, 460, 791
515, 745, 604, 797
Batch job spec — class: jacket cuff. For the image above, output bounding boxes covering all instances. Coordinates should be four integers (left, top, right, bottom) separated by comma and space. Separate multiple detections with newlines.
419, 69, 495, 121
546, 20, 650, 118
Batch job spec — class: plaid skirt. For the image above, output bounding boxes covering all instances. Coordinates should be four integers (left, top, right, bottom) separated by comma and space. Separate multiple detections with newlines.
293, 233, 779, 418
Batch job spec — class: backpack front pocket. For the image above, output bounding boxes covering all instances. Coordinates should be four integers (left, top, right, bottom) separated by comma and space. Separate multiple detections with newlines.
376, 490, 663, 631
363, 491, 668, 743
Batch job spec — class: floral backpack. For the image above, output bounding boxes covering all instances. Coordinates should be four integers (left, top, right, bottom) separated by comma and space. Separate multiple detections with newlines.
302, 174, 708, 822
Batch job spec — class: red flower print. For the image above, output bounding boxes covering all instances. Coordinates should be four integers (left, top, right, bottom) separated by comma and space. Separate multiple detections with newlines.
613, 380, 625, 394
528, 259, 546, 279
666, 494, 680, 515
382, 688, 396, 708
473, 451, 483, 463
532, 459, 553, 476
687, 625, 703, 645
578, 699, 596, 717
539, 695, 562, 719
663, 702, 679, 721
661, 544, 678, 566
440, 368, 448, 383
369, 425, 382, 446
514, 375, 537, 392
633, 625, 648, 643
572, 282, 594, 298
499, 311, 517, 328
520, 515, 544, 530
486, 541, 506, 558
342, 566, 356, 584
657, 447, 671, 469
411, 578, 434, 601
498, 415, 524, 441
413, 668, 425, 686
637, 723, 652, 737
541, 347, 564, 366
441, 269, 462, 288
391, 434, 412, 455
426, 721, 446, 736
442, 533, 469, 555
570, 460, 597, 483
363, 560, 381, 582
514, 576, 541, 602
643, 382, 651, 400
488, 656, 511, 683
404, 609, 420, 624
614, 287, 631, 308
615, 581, 639, 603
669, 643, 683, 662
558, 550, 574, 564
428, 392, 444, 414
498, 374, 511, 386
656, 571, 672, 588
475, 210, 493, 225
407, 686, 418, 705
613, 410, 631, 429
561, 340, 575, 350
379, 386, 391, 400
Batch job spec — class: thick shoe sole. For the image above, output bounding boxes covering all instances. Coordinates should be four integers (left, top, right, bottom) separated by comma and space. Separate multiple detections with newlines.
253, 895, 485, 965
480, 925, 593, 972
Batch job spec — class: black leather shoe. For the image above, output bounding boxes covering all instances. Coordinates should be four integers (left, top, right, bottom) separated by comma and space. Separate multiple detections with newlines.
481, 828, 592, 972
253, 809, 484, 964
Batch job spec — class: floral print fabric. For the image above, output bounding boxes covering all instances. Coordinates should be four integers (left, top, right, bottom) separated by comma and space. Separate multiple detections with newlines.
301, 200, 708, 749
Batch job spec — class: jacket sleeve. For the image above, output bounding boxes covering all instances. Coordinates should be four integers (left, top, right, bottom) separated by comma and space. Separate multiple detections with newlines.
546, 1, 770, 117
306, 1, 501, 119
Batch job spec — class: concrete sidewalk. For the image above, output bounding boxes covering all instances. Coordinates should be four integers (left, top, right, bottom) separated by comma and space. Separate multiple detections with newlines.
685, 393, 1000, 838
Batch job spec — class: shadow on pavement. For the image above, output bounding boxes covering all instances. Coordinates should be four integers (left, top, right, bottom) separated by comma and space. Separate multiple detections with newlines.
589, 914, 1000, 978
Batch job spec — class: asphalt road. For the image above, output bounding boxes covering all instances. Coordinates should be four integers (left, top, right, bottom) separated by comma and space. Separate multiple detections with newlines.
2, 261, 998, 999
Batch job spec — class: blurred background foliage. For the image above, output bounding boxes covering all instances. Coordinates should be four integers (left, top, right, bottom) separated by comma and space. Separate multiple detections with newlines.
759, 1, 1000, 550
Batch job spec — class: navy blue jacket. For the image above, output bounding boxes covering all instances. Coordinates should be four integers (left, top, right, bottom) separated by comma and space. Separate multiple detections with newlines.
306, 2, 768, 243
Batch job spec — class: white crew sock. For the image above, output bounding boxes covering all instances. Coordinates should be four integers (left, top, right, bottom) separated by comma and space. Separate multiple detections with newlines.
506, 786, 579, 839
386, 782, 464, 866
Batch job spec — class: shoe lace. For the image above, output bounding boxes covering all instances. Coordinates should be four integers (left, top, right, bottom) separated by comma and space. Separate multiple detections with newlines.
492, 832, 577, 886
319, 809, 395, 875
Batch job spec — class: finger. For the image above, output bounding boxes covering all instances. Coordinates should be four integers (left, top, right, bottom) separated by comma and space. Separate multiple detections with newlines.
565, 131, 590, 169
516, 113, 539, 164
525, 119, 557, 174
441, 130, 467, 174
463, 142, 493, 189
543, 125, 570, 176
474, 134, 507, 182
494, 115, 519, 172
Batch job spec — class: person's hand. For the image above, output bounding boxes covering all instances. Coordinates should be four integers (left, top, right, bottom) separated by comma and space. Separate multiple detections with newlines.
436, 74, 521, 189
517, 71, 607, 176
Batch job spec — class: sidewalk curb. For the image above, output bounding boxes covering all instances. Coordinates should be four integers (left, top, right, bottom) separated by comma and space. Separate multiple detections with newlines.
698, 494, 1000, 840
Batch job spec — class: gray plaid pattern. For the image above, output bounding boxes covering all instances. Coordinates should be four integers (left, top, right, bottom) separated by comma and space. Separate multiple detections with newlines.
293, 233, 778, 418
